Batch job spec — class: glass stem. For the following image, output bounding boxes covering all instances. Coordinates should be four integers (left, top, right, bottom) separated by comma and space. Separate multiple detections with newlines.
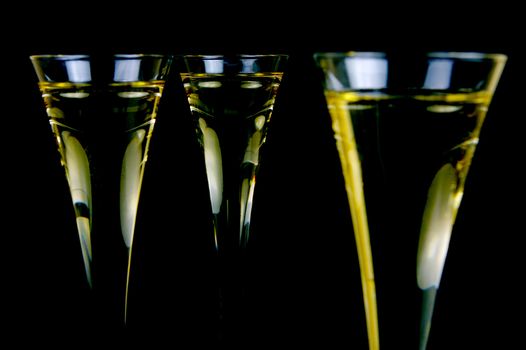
212, 165, 258, 344
124, 246, 133, 324
419, 287, 438, 350
334, 99, 380, 350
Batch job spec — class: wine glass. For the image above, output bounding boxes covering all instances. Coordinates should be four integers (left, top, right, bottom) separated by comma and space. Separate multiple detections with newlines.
314, 51, 507, 349
174, 54, 288, 344
30, 54, 173, 326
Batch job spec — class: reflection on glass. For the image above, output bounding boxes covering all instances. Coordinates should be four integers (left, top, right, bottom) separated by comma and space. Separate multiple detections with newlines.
30, 54, 172, 325
315, 51, 506, 349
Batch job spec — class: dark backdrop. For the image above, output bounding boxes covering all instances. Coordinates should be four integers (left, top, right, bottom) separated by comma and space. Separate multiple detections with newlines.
2, 4, 522, 348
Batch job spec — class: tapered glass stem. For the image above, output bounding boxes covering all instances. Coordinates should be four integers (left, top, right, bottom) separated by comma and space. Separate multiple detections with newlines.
331, 96, 379, 350
419, 287, 437, 350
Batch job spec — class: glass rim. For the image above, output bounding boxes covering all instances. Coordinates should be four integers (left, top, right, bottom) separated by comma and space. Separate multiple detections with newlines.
176, 54, 289, 60
314, 51, 507, 62
29, 53, 171, 60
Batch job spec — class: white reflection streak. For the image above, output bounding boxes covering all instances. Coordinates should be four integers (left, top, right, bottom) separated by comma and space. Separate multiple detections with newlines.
423, 59, 453, 90
120, 129, 146, 248
242, 115, 265, 166
200, 118, 223, 215
114, 60, 141, 82
204, 60, 224, 74
65, 61, 91, 83
62, 131, 92, 287
346, 57, 388, 89
417, 163, 458, 290
241, 58, 257, 73
239, 115, 265, 245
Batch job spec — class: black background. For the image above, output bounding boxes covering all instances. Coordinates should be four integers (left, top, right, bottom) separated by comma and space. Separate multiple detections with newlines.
2, 3, 523, 348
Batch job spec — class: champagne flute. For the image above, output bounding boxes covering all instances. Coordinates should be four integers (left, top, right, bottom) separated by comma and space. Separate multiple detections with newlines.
174, 54, 287, 343
30, 54, 172, 325
314, 51, 506, 349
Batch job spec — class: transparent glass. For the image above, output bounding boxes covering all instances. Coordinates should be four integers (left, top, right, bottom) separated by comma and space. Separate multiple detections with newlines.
314, 51, 507, 349
30, 54, 172, 326
174, 54, 288, 344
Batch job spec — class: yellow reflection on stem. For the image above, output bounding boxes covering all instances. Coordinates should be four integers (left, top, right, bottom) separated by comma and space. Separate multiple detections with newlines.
330, 96, 380, 350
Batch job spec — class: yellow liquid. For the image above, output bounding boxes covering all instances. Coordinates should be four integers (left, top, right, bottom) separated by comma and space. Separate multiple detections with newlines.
324, 90, 490, 349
